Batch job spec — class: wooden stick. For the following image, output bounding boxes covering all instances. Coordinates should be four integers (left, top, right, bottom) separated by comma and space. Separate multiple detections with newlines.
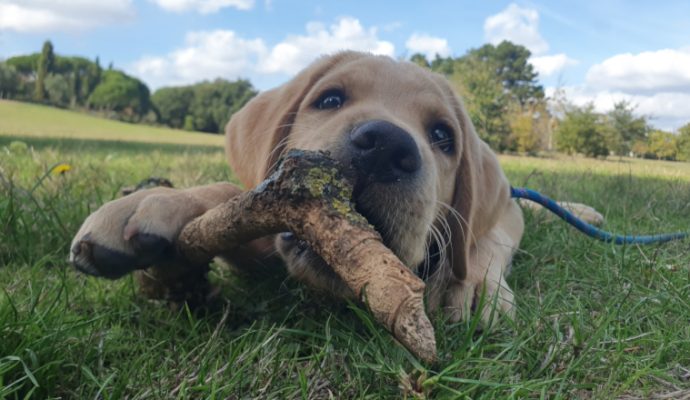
176, 149, 437, 363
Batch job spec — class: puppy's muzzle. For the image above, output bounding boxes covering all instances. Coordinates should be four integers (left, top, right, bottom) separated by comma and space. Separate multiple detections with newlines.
349, 120, 421, 183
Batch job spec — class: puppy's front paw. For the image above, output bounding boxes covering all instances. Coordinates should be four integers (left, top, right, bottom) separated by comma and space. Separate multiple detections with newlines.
560, 202, 604, 226
70, 188, 207, 279
444, 277, 515, 326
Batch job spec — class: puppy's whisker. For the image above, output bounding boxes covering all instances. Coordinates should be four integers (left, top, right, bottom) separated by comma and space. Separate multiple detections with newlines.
434, 208, 453, 240
421, 220, 448, 281
420, 233, 432, 279
243, 121, 296, 157
424, 220, 454, 298
436, 201, 462, 226
436, 200, 479, 250
262, 132, 301, 175
434, 217, 451, 268
237, 124, 297, 182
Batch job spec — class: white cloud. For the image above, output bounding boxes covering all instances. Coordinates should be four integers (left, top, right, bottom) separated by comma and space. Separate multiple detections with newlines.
150, 0, 253, 14
483, 5, 690, 131
0, 0, 134, 32
485, 5, 578, 82
586, 48, 690, 94
549, 86, 690, 131
130, 30, 267, 89
405, 33, 451, 60
549, 47, 690, 131
530, 53, 578, 77
259, 17, 395, 75
484, 3, 548, 55
129, 17, 393, 89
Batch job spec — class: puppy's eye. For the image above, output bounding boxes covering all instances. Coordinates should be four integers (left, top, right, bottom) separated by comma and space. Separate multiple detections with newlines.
314, 89, 345, 110
430, 124, 454, 154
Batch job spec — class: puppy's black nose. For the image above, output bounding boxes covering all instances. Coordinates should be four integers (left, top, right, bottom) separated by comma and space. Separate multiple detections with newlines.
349, 120, 421, 182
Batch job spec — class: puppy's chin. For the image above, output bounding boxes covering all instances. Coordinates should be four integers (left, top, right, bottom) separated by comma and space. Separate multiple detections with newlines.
352, 182, 434, 270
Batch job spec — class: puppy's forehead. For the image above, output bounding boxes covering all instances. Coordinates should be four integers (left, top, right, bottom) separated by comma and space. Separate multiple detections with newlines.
321, 55, 447, 100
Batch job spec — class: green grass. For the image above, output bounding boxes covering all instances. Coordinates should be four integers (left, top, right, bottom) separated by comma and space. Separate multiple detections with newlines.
1, 130, 689, 398
0, 100, 224, 147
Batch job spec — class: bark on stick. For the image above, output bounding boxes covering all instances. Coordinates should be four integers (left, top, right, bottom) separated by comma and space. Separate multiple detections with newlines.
176, 150, 437, 363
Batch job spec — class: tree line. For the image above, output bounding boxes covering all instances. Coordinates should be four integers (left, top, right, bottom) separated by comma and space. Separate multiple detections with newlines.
410, 41, 690, 162
151, 79, 255, 133
1, 40, 689, 160
0, 41, 256, 133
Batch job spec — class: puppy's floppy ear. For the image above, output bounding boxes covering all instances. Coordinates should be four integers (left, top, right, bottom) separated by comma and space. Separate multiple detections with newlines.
225, 51, 365, 188
447, 94, 511, 281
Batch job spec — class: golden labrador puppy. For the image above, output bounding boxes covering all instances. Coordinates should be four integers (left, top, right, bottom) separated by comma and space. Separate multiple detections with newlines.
70, 51, 599, 323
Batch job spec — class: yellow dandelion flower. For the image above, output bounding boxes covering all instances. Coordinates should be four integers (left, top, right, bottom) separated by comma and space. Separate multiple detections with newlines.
51, 163, 72, 175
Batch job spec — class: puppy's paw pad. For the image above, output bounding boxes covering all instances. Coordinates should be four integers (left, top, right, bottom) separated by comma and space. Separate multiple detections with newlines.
129, 232, 173, 264
71, 237, 140, 279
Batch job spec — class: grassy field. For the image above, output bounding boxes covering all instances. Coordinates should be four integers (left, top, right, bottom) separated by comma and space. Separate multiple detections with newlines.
0, 100, 224, 147
1, 103, 689, 399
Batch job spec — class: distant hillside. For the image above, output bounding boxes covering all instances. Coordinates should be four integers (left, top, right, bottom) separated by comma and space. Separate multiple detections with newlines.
0, 40, 256, 134
0, 100, 224, 147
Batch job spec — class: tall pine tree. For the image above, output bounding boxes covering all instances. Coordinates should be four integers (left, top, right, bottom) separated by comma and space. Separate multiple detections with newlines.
34, 40, 55, 101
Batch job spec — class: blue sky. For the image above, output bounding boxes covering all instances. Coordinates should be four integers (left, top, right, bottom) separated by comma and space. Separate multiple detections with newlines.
1, 0, 689, 130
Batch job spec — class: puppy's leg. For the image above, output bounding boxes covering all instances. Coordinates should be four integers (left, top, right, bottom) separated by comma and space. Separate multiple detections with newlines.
70, 183, 242, 303
444, 201, 523, 325
444, 250, 516, 325
557, 202, 604, 225
518, 199, 604, 225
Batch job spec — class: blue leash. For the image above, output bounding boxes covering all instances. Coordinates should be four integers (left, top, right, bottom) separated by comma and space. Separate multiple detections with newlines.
510, 187, 689, 245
